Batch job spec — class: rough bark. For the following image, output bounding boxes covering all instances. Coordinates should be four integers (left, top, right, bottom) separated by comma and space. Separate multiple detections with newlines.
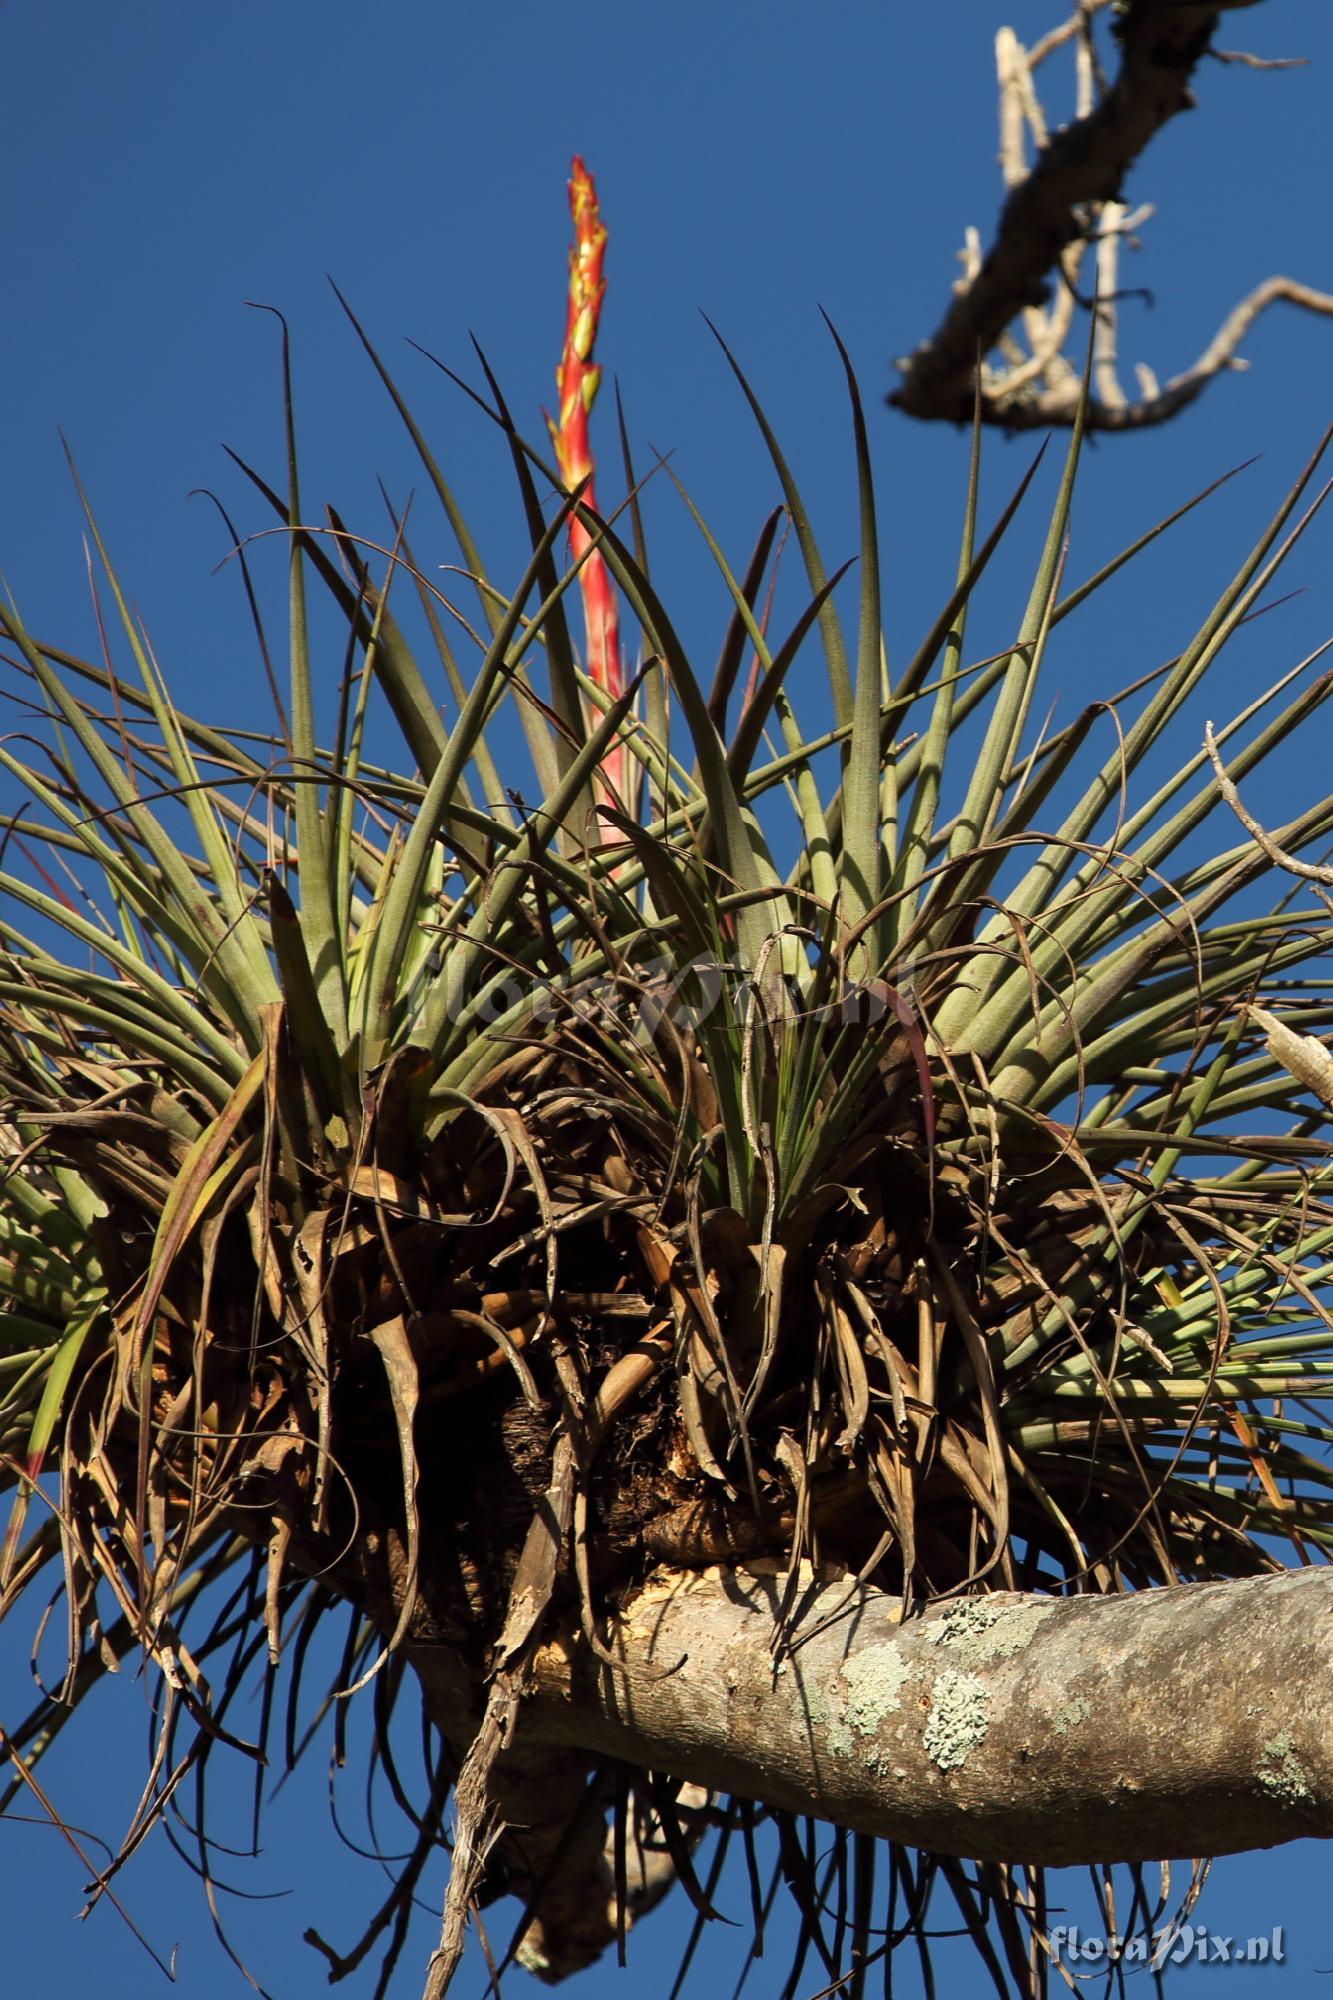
411, 1561, 1333, 1869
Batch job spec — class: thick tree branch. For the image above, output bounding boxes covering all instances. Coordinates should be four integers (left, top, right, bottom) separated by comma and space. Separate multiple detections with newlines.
409, 1563, 1333, 1872
890, 2, 1333, 430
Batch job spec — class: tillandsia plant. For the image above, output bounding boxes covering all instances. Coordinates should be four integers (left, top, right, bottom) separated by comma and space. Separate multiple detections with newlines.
2, 152, 1333, 2000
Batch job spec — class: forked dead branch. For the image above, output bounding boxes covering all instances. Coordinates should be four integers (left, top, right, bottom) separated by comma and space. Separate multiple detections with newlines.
890, 0, 1333, 429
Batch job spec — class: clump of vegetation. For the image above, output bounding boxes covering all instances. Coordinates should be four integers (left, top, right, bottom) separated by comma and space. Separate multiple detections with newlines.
3, 154, 1333, 2000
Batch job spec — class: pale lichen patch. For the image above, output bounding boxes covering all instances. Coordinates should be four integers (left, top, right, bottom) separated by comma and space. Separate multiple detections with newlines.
923, 1597, 1053, 1667
1051, 1695, 1090, 1736
924, 1669, 990, 1771
828, 1717, 855, 1757
840, 1643, 912, 1740
800, 1684, 856, 1759
1257, 1732, 1314, 1807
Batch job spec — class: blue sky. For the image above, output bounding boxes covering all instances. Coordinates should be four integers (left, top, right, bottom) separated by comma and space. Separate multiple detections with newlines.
2, 2, 1332, 1995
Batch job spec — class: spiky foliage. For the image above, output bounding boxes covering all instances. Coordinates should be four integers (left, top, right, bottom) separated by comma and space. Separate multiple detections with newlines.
3, 264, 1333, 1997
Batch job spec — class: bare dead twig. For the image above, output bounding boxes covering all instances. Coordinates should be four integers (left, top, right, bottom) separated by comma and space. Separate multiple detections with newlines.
1210, 48, 1308, 69
1204, 719, 1333, 894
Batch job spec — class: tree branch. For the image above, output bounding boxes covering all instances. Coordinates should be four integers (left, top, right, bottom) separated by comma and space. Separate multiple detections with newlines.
1205, 714, 1333, 891
991, 276, 1333, 431
890, 2, 1333, 430
407, 1563, 1333, 1871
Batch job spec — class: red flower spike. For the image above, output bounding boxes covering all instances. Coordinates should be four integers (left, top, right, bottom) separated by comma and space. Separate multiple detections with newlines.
549, 157, 626, 822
